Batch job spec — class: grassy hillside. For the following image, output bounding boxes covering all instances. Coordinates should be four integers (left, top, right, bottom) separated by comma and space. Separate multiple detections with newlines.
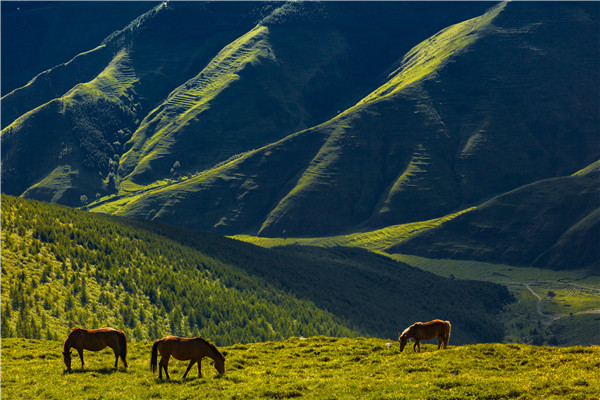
389, 164, 600, 270
232, 210, 600, 347
2, 337, 599, 399
2, 2, 490, 207
1, 2, 262, 203
1, 1, 153, 95
82, 2, 600, 241
1, 195, 512, 345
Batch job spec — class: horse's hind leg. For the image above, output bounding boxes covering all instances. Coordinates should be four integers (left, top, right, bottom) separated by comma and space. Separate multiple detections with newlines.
437, 336, 443, 350
183, 360, 196, 379
159, 355, 170, 380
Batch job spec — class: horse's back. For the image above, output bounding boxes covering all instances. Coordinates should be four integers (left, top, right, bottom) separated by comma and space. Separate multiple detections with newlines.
157, 336, 208, 361
419, 320, 450, 338
82, 327, 122, 350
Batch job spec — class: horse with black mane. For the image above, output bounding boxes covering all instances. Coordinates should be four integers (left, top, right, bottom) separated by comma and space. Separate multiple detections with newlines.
398, 319, 451, 353
63, 327, 128, 372
150, 335, 225, 380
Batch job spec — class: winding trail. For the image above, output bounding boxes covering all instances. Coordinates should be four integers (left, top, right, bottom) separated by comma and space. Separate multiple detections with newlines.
524, 284, 562, 325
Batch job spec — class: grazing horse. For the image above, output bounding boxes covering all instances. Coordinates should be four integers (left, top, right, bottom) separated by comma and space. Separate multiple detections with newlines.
398, 319, 451, 353
150, 335, 225, 380
63, 327, 128, 371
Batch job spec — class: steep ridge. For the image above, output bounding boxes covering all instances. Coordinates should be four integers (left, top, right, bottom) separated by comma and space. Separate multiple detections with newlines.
257, 1, 599, 236
388, 161, 600, 270
0, 1, 153, 95
1, 2, 493, 207
89, 2, 599, 240
116, 2, 495, 188
1, 2, 266, 204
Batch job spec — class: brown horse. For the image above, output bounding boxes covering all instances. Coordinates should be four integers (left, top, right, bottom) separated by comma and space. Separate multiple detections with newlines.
398, 319, 451, 353
63, 327, 128, 372
150, 335, 225, 380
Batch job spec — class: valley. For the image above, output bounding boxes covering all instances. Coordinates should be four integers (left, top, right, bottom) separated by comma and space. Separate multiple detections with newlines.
233, 223, 600, 347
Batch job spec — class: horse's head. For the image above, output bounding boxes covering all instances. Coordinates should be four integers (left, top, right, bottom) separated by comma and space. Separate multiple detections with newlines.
63, 350, 72, 371
214, 355, 225, 374
398, 333, 409, 353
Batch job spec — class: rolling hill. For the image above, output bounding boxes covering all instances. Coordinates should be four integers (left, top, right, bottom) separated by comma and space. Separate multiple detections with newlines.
2, 1, 598, 271
1, 2, 491, 204
89, 2, 597, 245
1, 195, 512, 344
388, 162, 600, 271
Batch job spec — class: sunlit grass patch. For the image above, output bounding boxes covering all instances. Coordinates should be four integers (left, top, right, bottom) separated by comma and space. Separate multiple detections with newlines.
2, 338, 599, 399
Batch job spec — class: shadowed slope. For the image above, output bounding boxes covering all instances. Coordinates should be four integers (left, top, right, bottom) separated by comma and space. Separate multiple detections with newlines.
90, 2, 599, 241
388, 161, 600, 270
1, 2, 260, 204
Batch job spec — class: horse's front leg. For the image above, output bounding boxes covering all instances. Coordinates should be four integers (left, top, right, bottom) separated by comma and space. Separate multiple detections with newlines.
414, 340, 421, 353
197, 358, 202, 377
183, 360, 196, 379
77, 348, 85, 369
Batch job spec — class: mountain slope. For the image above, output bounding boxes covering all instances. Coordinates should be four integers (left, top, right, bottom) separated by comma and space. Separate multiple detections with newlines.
89, 2, 599, 240
0, 1, 153, 95
2, 2, 598, 269
1, 195, 512, 344
388, 161, 600, 270
1, 2, 265, 203
1, 2, 491, 206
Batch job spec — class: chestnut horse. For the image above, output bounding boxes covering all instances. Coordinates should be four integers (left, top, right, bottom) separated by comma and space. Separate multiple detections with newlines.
398, 319, 451, 353
63, 327, 128, 371
150, 335, 225, 380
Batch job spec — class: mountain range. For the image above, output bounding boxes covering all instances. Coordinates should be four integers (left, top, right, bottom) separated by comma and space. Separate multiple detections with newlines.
2, 1, 598, 270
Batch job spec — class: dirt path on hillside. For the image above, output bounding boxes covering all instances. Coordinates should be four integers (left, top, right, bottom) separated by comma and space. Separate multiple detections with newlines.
524, 284, 562, 326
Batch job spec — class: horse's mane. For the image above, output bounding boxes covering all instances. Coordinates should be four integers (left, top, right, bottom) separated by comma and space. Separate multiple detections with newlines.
401, 322, 422, 337
196, 336, 224, 360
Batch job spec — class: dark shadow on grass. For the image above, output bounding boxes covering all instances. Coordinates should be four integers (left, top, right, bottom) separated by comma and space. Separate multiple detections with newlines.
63, 367, 128, 375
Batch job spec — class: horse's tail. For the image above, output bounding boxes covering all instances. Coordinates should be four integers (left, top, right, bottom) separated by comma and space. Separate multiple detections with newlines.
444, 321, 452, 347
150, 340, 159, 373
118, 330, 128, 367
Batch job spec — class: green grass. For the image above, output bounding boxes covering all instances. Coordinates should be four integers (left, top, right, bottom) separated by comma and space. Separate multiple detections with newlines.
232, 207, 474, 251
357, 3, 505, 106
2, 337, 599, 399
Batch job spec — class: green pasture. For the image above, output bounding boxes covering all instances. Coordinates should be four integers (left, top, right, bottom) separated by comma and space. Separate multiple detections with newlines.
2, 337, 599, 399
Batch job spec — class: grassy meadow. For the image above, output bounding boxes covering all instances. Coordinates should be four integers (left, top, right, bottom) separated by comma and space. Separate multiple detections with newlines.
2, 336, 599, 399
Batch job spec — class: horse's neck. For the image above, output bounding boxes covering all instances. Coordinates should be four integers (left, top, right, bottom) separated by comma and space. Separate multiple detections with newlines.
199, 341, 221, 361
64, 329, 82, 350
63, 335, 74, 351
408, 324, 422, 337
